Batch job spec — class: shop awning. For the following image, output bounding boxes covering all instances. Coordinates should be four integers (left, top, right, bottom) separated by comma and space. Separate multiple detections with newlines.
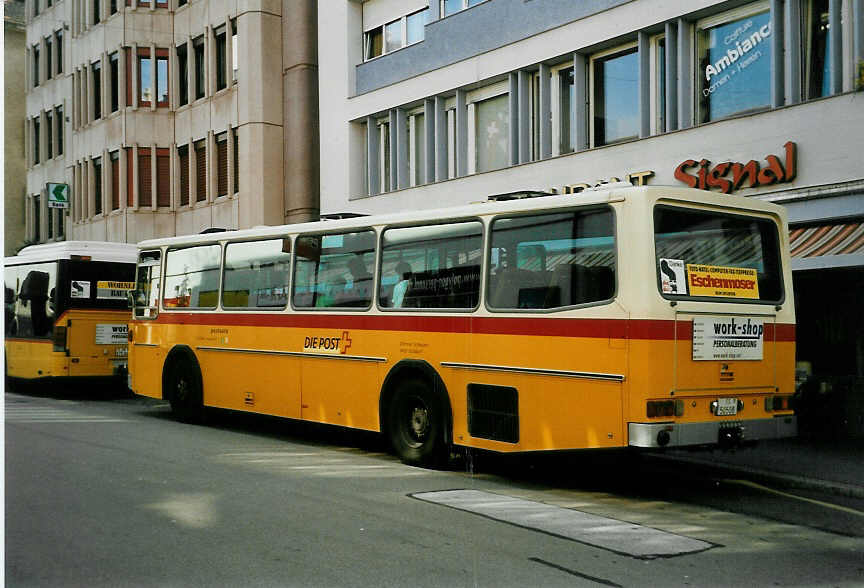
789, 221, 864, 270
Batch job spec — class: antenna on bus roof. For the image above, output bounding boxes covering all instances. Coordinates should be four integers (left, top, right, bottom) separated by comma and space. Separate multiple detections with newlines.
486, 190, 556, 202
200, 227, 234, 234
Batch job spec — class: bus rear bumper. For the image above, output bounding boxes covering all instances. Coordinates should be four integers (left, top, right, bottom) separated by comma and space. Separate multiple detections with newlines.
628, 416, 797, 448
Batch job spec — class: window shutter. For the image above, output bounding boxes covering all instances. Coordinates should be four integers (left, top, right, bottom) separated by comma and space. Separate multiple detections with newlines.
216, 133, 228, 197
156, 148, 170, 207
178, 145, 189, 206
194, 140, 206, 202
126, 148, 134, 206
138, 150, 152, 207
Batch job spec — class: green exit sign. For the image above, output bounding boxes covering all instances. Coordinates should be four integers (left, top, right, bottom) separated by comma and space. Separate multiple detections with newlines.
47, 183, 70, 209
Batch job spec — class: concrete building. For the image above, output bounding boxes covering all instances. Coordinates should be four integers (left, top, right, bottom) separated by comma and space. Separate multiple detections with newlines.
22, 0, 318, 246
319, 1, 864, 403
5, 0, 28, 255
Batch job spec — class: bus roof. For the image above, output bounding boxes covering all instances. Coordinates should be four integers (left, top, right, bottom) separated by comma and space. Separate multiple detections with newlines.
5, 241, 139, 265
135, 185, 787, 250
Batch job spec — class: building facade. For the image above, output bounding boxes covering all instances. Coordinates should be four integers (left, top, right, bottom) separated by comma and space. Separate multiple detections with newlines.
319, 1, 864, 393
22, 0, 319, 246
5, 0, 28, 255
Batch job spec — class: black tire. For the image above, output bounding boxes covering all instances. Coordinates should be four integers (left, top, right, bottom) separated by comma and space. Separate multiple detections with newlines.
387, 378, 448, 467
164, 356, 203, 423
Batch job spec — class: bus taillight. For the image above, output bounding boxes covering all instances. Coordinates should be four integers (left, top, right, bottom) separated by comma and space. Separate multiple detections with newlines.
765, 396, 792, 412
52, 325, 68, 353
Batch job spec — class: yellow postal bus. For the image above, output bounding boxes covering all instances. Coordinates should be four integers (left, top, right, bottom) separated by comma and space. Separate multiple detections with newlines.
5, 241, 138, 387
128, 186, 796, 465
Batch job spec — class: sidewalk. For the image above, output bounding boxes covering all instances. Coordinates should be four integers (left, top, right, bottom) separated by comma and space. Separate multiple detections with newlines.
648, 437, 864, 498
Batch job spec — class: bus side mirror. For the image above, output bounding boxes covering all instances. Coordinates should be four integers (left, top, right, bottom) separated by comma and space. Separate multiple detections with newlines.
127, 291, 136, 309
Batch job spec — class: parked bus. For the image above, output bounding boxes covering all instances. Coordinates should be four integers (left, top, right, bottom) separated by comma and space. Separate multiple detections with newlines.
5, 241, 138, 387
128, 186, 796, 465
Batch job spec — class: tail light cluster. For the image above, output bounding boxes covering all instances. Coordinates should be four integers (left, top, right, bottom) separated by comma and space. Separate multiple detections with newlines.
646, 399, 684, 418
52, 325, 68, 353
765, 395, 793, 412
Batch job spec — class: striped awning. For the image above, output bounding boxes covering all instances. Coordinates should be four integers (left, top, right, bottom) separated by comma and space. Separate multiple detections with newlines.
789, 221, 864, 258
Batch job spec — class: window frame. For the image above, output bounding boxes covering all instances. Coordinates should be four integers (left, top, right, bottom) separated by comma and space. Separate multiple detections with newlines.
465, 81, 508, 176
214, 24, 227, 92
363, 7, 429, 62
221, 237, 293, 311
485, 205, 618, 314
377, 218, 485, 313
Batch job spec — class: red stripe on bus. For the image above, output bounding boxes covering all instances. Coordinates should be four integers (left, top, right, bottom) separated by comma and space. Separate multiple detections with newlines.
147, 313, 795, 342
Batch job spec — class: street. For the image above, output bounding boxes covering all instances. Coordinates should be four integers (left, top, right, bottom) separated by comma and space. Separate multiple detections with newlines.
6, 389, 864, 587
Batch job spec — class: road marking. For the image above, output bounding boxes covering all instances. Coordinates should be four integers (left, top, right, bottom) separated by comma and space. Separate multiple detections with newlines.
5, 405, 128, 423
412, 489, 716, 559
724, 479, 864, 517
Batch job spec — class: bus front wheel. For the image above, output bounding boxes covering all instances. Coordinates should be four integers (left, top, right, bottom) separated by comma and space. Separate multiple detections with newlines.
387, 378, 447, 467
165, 356, 203, 423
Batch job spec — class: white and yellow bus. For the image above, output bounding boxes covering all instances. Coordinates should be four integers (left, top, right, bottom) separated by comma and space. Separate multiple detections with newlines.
5, 241, 138, 387
128, 186, 796, 465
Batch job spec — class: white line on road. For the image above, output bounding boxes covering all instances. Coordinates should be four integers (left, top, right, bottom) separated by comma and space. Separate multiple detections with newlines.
412, 489, 716, 559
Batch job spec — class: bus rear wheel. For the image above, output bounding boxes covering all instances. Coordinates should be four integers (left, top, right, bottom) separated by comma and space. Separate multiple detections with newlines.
387, 378, 447, 467
165, 356, 203, 423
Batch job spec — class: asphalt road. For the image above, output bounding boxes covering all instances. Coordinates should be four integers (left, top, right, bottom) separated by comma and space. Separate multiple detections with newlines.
6, 389, 864, 587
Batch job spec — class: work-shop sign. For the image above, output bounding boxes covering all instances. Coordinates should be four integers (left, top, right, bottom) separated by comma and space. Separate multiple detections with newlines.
674, 141, 797, 194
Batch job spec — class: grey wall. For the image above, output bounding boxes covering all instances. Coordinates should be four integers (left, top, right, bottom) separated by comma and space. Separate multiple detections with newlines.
355, 0, 632, 95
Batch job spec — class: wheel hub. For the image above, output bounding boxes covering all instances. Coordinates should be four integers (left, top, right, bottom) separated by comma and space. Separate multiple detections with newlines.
409, 406, 429, 440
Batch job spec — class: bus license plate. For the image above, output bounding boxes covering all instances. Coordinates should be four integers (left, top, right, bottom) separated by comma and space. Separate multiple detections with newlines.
715, 397, 738, 416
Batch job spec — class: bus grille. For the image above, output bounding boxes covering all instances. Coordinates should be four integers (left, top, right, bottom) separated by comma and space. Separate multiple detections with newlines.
468, 384, 519, 443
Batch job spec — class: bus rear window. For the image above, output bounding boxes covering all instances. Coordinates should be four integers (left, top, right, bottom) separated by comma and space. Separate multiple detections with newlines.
654, 206, 783, 303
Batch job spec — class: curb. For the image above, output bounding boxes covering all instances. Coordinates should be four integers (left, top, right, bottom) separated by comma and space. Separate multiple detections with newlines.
643, 452, 864, 499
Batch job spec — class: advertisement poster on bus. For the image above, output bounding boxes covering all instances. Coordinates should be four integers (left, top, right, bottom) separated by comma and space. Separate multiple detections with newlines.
686, 264, 760, 299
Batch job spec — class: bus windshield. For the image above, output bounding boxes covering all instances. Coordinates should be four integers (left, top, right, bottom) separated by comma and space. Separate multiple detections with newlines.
654, 205, 783, 303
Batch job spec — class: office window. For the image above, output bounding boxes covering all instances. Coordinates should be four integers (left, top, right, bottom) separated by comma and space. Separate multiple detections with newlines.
697, 5, 772, 123
364, 27, 383, 60
156, 53, 168, 106
232, 127, 239, 193
231, 19, 238, 83
109, 51, 119, 112
378, 120, 390, 192
177, 0, 186, 6
215, 25, 227, 91
33, 0, 39, 17
177, 43, 188, 106
33, 196, 41, 242
406, 9, 428, 45
409, 112, 425, 186
48, 208, 54, 239
33, 117, 40, 165
110, 0, 117, 15
93, 0, 100, 24
475, 93, 509, 173
45, 37, 52, 80
45, 110, 53, 159
559, 67, 575, 154
442, 0, 487, 17
193, 36, 205, 100
138, 51, 152, 105
92, 61, 102, 120
155, 0, 167, 7
804, 0, 830, 99
93, 157, 103, 216
138, 149, 152, 207
156, 148, 170, 207
55, 31, 63, 75
216, 132, 228, 196
194, 139, 206, 202
57, 208, 64, 237
384, 19, 402, 53
55, 106, 63, 155
178, 145, 190, 206
111, 151, 120, 210
656, 36, 666, 133
32, 44, 40, 87
54, 106, 66, 155
592, 45, 639, 146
